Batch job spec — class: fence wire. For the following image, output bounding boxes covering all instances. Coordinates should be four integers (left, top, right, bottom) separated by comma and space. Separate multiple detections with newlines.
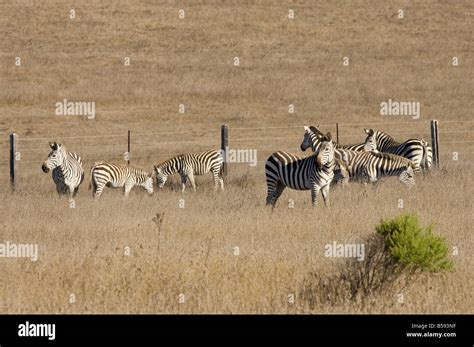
1, 120, 473, 183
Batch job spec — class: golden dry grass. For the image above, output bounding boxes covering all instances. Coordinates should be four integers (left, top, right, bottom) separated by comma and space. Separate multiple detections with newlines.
0, 0, 472, 313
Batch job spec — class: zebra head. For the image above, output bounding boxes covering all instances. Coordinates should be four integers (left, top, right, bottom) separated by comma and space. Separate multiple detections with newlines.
363, 128, 378, 152
315, 132, 335, 166
398, 165, 415, 186
42, 142, 66, 173
154, 165, 167, 189
300, 125, 322, 152
143, 174, 154, 195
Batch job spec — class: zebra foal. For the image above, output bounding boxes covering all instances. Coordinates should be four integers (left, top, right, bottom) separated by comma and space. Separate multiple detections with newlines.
89, 162, 153, 199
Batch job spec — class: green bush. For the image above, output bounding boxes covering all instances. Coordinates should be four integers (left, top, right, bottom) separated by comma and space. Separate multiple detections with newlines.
376, 213, 453, 272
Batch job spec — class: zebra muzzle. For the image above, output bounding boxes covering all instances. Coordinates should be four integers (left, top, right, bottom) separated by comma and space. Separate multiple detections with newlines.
41, 164, 50, 173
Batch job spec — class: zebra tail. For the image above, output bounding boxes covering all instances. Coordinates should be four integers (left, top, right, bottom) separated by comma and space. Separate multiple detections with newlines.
88, 164, 96, 191
421, 140, 428, 171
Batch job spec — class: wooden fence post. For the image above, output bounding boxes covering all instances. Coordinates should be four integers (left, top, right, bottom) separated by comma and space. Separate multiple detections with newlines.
127, 130, 131, 165
430, 120, 440, 169
221, 124, 228, 177
9, 131, 17, 190
336, 123, 339, 145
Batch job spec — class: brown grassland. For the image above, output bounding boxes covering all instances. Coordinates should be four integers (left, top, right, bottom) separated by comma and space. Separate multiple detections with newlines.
0, 0, 472, 313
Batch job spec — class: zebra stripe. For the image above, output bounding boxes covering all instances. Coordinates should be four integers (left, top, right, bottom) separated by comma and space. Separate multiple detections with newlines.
265, 132, 335, 207
89, 162, 153, 198
42, 142, 84, 198
338, 149, 416, 186
363, 129, 432, 172
154, 150, 224, 192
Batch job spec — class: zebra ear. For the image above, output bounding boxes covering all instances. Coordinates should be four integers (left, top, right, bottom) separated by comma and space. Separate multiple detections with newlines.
365, 129, 374, 136
49, 142, 55, 149
325, 132, 332, 142
303, 126, 310, 133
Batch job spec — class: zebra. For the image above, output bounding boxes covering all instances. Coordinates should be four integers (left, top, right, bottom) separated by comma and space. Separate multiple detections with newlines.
363, 129, 432, 172
154, 150, 224, 192
300, 125, 365, 152
89, 162, 153, 198
339, 150, 416, 186
41, 142, 84, 198
265, 132, 335, 207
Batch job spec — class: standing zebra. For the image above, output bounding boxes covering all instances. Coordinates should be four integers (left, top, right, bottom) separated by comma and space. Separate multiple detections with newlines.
265, 132, 335, 207
363, 129, 432, 172
89, 162, 153, 198
154, 150, 224, 192
339, 150, 416, 186
42, 142, 84, 198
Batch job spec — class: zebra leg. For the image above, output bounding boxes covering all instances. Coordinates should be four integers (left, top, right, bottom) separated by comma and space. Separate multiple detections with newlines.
124, 182, 134, 198
181, 175, 188, 193
219, 177, 224, 190
94, 182, 105, 199
270, 183, 285, 207
266, 178, 278, 206
188, 172, 196, 192
212, 170, 220, 191
321, 185, 330, 207
67, 184, 76, 200
311, 184, 321, 207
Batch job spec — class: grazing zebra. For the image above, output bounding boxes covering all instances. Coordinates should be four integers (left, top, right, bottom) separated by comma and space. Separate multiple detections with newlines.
265, 132, 335, 207
300, 125, 365, 152
363, 129, 432, 172
89, 162, 153, 198
154, 150, 224, 192
339, 150, 416, 186
41, 142, 84, 198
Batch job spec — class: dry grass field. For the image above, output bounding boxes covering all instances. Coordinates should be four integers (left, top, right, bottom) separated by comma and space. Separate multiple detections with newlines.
0, 0, 472, 313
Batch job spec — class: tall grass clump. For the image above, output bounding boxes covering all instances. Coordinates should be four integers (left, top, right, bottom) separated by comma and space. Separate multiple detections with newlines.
301, 213, 453, 309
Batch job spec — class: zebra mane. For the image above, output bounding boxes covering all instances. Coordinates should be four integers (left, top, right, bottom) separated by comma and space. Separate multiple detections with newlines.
373, 129, 400, 145
309, 126, 323, 136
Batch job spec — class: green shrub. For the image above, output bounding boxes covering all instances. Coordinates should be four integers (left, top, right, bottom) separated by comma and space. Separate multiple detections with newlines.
376, 213, 453, 272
